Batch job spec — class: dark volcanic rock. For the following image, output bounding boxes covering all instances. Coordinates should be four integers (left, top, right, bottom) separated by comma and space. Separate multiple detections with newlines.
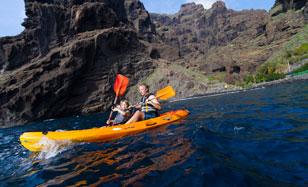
0, 0, 156, 126
1, 0, 307, 127
1, 0, 122, 71
0, 0, 156, 71
271, 0, 307, 16
124, 0, 156, 41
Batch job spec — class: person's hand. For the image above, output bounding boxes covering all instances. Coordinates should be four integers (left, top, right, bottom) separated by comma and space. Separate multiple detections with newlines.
135, 103, 141, 109
111, 105, 120, 111
145, 99, 153, 105
106, 120, 111, 125
129, 103, 141, 109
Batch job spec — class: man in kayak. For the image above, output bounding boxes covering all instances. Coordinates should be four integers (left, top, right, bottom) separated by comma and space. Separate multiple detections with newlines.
125, 84, 161, 124
106, 100, 131, 125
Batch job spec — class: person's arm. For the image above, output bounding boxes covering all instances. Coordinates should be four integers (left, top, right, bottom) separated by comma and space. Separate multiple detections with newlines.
146, 95, 161, 110
129, 102, 141, 109
113, 107, 127, 116
135, 103, 142, 109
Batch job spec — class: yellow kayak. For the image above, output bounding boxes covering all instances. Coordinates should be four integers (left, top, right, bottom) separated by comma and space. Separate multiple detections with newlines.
20, 109, 189, 152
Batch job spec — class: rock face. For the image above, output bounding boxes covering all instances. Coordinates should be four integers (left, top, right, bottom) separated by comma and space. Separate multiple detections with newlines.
124, 0, 156, 41
0, 0, 156, 126
153, 2, 268, 57
0, 0, 156, 71
304, 2, 308, 22
0, 0, 307, 127
271, 0, 307, 16
152, 1, 306, 83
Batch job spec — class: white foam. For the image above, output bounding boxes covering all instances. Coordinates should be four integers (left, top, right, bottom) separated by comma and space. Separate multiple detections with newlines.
234, 126, 245, 134
37, 136, 72, 159
43, 119, 55, 122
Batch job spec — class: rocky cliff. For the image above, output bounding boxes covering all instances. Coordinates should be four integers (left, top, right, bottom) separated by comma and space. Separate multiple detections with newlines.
0, 0, 307, 127
151, 1, 306, 84
271, 0, 308, 17
0, 0, 158, 126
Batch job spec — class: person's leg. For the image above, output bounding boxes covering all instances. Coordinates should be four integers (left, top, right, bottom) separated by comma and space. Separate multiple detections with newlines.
125, 111, 144, 124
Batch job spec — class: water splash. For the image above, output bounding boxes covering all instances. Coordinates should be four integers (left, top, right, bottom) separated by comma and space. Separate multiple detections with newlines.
36, 136, 72, 159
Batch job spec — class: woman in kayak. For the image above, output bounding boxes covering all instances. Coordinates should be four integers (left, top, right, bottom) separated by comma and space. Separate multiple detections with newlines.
106, 99, 131, 125
125, 84, 161, 124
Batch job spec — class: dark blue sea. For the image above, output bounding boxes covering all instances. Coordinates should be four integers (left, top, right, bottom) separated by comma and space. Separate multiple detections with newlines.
0, 80, 307, 187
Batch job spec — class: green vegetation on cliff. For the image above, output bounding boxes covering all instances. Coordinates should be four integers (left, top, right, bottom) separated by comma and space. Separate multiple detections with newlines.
292, 63, 308, 74
244, 24, 308, 84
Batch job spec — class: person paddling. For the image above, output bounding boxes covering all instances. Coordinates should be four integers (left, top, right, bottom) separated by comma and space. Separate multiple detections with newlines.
125, 84, 161, 124
106, 100, 131, 125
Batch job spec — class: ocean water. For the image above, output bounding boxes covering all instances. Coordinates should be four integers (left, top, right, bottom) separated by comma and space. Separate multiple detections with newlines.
0, 80, 307, 186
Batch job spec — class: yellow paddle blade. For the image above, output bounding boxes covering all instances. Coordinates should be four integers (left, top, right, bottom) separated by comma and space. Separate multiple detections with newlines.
155, 86, 176, 100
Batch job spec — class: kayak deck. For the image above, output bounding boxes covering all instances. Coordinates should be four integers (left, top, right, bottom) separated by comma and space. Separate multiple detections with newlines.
20, 109, 189, 152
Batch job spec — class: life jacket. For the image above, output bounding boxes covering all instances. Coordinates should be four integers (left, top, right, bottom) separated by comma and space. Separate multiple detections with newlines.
140, 93, 158, 114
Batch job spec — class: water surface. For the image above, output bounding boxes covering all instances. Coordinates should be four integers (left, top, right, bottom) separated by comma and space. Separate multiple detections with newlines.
0, 80, 307, 186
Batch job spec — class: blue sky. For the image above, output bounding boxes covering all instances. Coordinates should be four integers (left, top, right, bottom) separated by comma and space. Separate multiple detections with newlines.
0, 0, 275, 37
0, 0, 26, 37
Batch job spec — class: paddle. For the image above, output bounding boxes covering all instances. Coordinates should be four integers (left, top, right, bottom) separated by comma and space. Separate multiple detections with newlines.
107, 74, 129, 122
155, 85, 176, 100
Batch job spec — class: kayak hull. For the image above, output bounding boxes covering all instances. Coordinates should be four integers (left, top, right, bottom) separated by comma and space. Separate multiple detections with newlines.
20, 109, 189, 152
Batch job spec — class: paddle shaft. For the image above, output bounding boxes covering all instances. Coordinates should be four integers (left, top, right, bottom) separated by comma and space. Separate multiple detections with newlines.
107, 96, 118, 121
108, 78, 123, 121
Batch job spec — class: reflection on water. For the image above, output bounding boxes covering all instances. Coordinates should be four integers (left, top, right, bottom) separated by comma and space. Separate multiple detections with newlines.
34, 126, 193, 186
0, 80, 307, 186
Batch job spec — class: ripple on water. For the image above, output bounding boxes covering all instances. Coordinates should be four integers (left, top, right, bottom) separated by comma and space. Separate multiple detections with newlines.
0, 80, 307, 186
